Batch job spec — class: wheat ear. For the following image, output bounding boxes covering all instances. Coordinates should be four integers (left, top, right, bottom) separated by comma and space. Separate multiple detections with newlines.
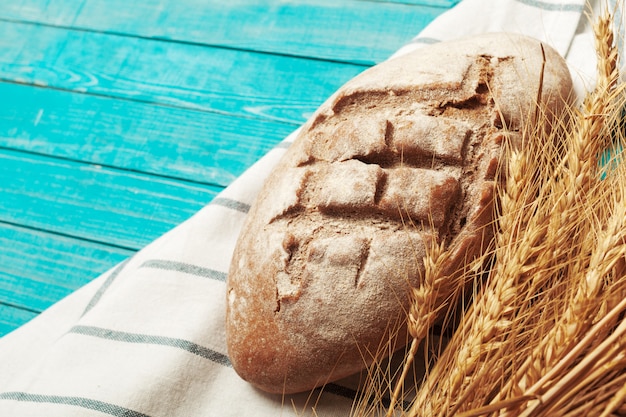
409, 15, 619, 411
407, 107, 562, 417
486, 9, 623, 412
384, 239, 446, 417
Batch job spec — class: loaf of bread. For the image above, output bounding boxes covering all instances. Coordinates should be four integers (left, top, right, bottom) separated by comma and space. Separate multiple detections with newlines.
226, 33, 573, 394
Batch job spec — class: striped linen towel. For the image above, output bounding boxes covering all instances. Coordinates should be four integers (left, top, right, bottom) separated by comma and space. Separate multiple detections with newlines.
0, 0, 613, 415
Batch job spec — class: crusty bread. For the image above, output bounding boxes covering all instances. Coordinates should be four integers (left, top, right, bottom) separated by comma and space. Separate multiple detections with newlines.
226, 33, 574, 394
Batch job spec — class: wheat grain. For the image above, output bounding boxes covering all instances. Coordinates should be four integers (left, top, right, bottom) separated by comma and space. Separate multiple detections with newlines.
356, 5, 626, 417
408, 8, 621, 416
407, 118, 557, 416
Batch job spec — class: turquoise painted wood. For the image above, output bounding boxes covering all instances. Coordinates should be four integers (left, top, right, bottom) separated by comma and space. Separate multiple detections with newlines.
0, 0, 458, 65
0, 223, 131, 291
0, 222, 134, 334
0, 222, 131, 313
0, 20, 367, 125
0, 222, 131, 335
0, 149, 221, 249
0, 0, 457, 335
0, 304, 37, 337
0, 82, 296, 187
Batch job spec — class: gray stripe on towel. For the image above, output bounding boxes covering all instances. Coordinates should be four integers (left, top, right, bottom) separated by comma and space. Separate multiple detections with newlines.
70, 325, 232, 367
0, 392, 150, 417
82, 258, 130, 316
210, 197, 250, 213
140, 259, 227, 281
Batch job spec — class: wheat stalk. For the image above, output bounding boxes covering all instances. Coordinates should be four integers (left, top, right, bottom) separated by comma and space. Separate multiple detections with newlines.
384, 239, 446, 417
351, 4, 626, 417
498, 189, 626, 416
600, 375, 626, 417
404, 59, 570, 416
383, 221, 493, 416
489, 11, 624, 414
517, 295, 626, 417
408, 6, 622, 417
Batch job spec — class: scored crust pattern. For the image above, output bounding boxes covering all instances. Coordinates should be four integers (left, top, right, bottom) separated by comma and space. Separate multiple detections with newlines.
226, 34, 573, 394
265, 55, 503, 313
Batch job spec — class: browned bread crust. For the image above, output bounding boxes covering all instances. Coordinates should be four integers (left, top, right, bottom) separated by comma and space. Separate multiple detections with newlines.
226, 33, 573, 394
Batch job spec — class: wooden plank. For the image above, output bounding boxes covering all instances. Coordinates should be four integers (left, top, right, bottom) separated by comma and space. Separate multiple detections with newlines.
0, 82, 295, 187
0, 222, 131, 336
0, 303, 38, 336
0, 179, 139, 337
0, 20, 365, 125
0, 149, 220, 249
0, 222, 131, 294
0, 0, 456, 65
0, 270, 83, 316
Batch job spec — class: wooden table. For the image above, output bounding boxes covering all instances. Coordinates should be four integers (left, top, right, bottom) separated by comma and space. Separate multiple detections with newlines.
0, 0, 458, 336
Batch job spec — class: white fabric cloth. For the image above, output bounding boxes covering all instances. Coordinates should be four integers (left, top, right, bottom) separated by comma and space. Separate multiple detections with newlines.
0, 0, 613, 415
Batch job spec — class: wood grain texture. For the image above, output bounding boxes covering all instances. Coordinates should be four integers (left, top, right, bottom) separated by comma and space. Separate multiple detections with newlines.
0, 149, 220, 249
0, 222, 131, 293
0, 20, 366, 125
0, 222, 131, 330
0, 81, 295, 187
0, 0, 456, 65
0, 304, 38, 336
